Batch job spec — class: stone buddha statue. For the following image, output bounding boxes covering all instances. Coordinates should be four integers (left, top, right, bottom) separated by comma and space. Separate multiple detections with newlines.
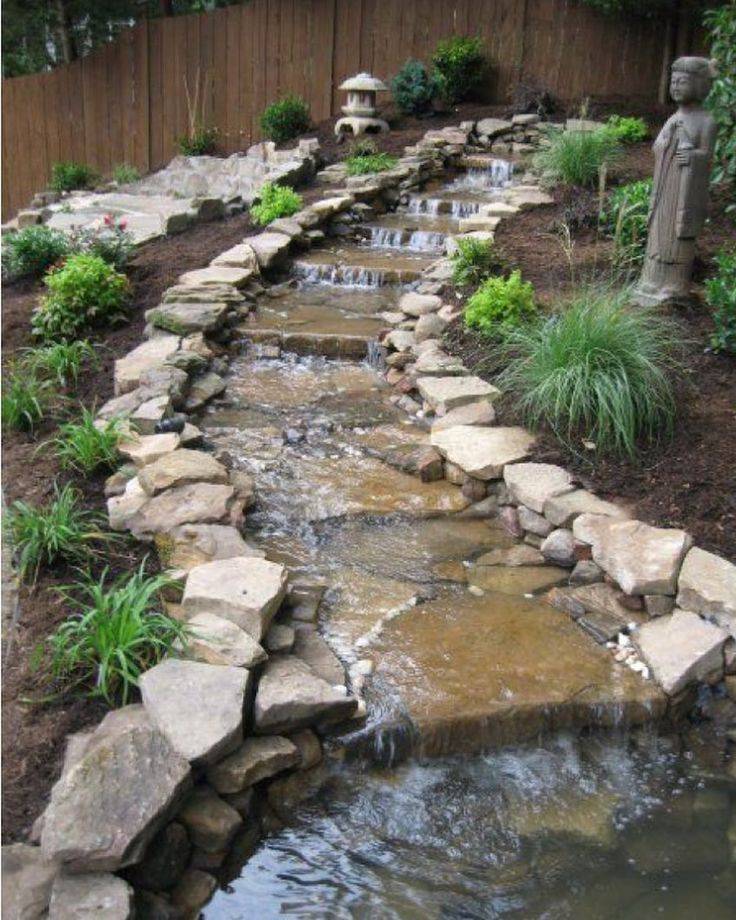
634, 57, 717, 306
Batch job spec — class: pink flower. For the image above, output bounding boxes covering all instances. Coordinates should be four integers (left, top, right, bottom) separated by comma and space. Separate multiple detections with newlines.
103, 213, 113, 227
118, 219, 127, 231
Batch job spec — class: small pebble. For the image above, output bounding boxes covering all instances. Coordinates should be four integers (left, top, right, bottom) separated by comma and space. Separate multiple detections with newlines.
468, 585, 485, 597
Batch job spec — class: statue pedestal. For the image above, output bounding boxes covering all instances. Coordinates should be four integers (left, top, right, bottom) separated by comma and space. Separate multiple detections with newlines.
334, 116, 390, 138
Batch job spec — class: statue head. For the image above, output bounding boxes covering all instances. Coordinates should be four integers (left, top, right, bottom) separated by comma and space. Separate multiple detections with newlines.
670, 57, 715, 105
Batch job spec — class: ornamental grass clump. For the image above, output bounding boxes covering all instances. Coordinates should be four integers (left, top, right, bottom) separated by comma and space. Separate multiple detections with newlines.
1, 367, 51, 432
250, 182, 302, 226
22, 341, 97, 389
534, 127, 622, 188
496, 287, 683, 458
464, 270, 537, 336
50, 564, 187, 706
50, 408, 126, 474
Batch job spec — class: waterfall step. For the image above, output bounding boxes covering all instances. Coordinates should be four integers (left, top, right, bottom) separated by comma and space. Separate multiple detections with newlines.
293, 246, 435, 286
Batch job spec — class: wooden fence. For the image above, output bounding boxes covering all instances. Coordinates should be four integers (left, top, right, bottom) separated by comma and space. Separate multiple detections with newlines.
1, 0, 703, 219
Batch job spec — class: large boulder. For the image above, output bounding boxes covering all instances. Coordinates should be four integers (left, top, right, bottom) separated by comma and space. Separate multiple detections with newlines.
112, 482, 243, 539
206, 737, 300, 794
140, 659, 250, 766
398, 292, 441, 317
503, 463, 574, 514
418, 376, 500, 415
146, 300, 230, 335
431, 426, 536, 480
254, 657, 357, 734
1, 843, 59, 920
41, 707, 191, 871
676, 547, 736, 634
182, 557, 288, 641
48, 872, 133, 920
634, 610, 728, 695
174, 612, 267, 669
138, 449, 229, 497
114, 336, 181, 396
247, 232, 292, 270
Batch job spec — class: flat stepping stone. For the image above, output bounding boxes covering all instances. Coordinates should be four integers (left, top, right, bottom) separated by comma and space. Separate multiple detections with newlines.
163, 282, 245, 304
210, 243, 259, 270
118, 432, 181, 467
147, 300, 230, 334
178, 265, 253, 288
114, 335, 180, 396
431, 401, 495, 432
182, 557, 288, 641
175, 612, 267, 668
431, 425, 536, 480
49, 872, 133, 919
247, 232, 292, 270
418, 376, 500, 415
414, 350, 468, 376
504, 463, 574, 513
543, 489, 627, 528
138, 449, 229, 496
140, 659, 250, 766
676, 547, 736, 630
207, 737, 300, 794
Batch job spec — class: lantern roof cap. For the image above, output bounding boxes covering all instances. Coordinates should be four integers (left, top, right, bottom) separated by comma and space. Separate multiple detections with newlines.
339, 72, 388, 92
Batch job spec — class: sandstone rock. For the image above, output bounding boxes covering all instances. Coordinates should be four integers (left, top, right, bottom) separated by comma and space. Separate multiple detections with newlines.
247, 232, 292, 270
462, 476, 487, 503
517, 505, 554, 537
398, 292, 442, 317
147, 300, 230, 335
124, 822, 190, 892
569, 560, 604, 586
163, 283, 243, 305
264, 623, 295, 653
431, 425, 535, 480
476, 117, 513, 138
644, 594, 675, 617
254, 657, 357, 734
430, 401, 495, 432
130, 395, 173, 435
634, 610, 728, 695
414, 312, 447, 342
476, 545, 545, 567
177, 786, 241, 852
543, 488, 626, 528
676, 547, 736, 632
418, 376, 499, 415
182, 557, 288, 640
540, 529, 576, 567
499, 504, 523, 538
268, 217, 304, 238
42, 707, 191, 871
175, 611, 267, 668
206, 737, 300, 794
157, 523, 262, 572
184, 372, 226, 411
292, 627, 346, 687
116, 483, 241, 539
178, 265, 253, 288
413, 350, 467, 376
310, 195, 353, 218
114, 336, 181, 396
169, 869, 216, 916
49, 872, 133, 919
504, 463, 574, 514
385, 329, 416, 352
288, 729, 322, 770
266, 764, 330, 823
2, 843, 58, 920
140, 659, 250, 766
137, 449, 228, 496
210, 243, 259, 270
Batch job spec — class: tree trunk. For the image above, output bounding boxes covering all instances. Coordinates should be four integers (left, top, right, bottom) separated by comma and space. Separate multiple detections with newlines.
53, 0, 77, 64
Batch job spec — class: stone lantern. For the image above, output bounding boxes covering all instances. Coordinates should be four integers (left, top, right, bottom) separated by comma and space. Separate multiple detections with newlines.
334, 72, 389, 138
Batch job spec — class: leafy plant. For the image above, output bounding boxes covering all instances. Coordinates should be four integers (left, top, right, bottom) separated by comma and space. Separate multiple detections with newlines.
112, 163, 140, 184
2, 225, 70, 280
431, 35, 486, 106
534, 127, 622, 188
250, 182, 302, 226
601, 178, 652, 268
70, 214, 134, 269
1, 367, 51, 431
496, 286, 683, 457
705, 248, 736, 355
605, 114, 648, 143
49, 564, 187, 705
22, 340, 98, 388
177, 125, 219, 156
705, 4, 736, 199
391, 59, 439, 116
464, 270, 536, 335
451, 237, 502, 286
50, 161, 97, 193
344, 152, 398, 176
6, 483, 113, 583
50, 409, 125, 473
32, 253, 129, 343
260, 95, 310, 145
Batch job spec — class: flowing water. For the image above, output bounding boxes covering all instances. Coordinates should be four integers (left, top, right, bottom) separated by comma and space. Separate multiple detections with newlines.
201, 158, 734, 916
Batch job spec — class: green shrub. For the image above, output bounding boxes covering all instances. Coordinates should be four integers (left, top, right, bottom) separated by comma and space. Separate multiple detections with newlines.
534, 127, 622, 188
177, 126, 219, 156
112, 163, 141, 184
32, 253, 129, 343
431, 36, 486, 106
260, 96, 310, 145
705, 4, 736, 196
50, 564, 187, 705
464, 270, 536, 335
391, 59, 439, 116
1, 368, 50, 431
604, 114, 648, 144
6, 483, 113, 583
22, 340, 97, 389
250, 182, 303, 226
705, 249, 736, 355
50, 409, 125, 473
451, 237, 502, 286
70, 214, 135, 270
50, 161, 97, 193
2, 225, 70, 280
344, 152, 398, 176
496, 287, 683, 457
602, 178, 652, 269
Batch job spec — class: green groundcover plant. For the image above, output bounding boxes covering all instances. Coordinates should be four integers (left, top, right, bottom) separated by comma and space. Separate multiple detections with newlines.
50, 161, 97, 193
464, 270, 537, 335
344, 151, 398, 176
605, 114, 648, 144
260, 96, 310, 146
250, 182, 302, 226
2, 225, 70, 280
431, 35, 486, 106
705, 248, 736, 355
112, 163, 141, 184
601, 178, 652, 269
451, 237, 502, 287
50, 564, 187, 706
534, 127, 622, 188
495, 286, 683, 458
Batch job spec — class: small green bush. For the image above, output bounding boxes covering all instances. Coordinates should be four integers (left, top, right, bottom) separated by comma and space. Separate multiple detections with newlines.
32, 253, 129, 343
706, 249, 736, 355
50, 409, 125, 474
344, 152, 398, 176
112, 163, 141, 184
22, 340, 97, 389
431, 36, 486, 106
177, 126, 219, 156
464, 270, 536, 335
451, 237, 502, 287
50, 161, 97, 193
496, 287, 683, 458
1, 368, 50, 432
604, 114, 648, 144
602, 178, 652, 269
6, 483, 113, 583
534, 127, 622, 188
2, 225, 70, 280
260, 96, 310, 145
392, 59, 439, 116
250, 182, 302, 226
50, 564, 187, 705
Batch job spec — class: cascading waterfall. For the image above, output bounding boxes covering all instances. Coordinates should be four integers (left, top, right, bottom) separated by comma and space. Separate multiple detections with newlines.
407, 196, 482, 219
364, 225, 446, 253
451, 158, 514, 190
292, 260, 388, 288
